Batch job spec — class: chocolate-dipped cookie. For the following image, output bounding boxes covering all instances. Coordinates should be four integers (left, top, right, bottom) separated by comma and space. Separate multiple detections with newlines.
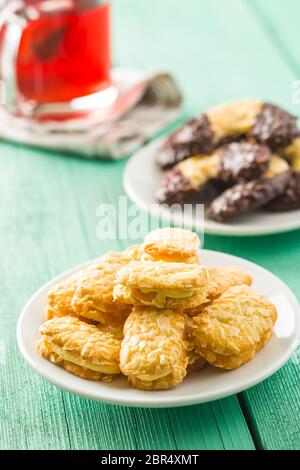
156, 116, 215, 170
156, 154, 222, 205
156, 101, 298, 170
265, 171, 300, 212
208, 156, 290, 222
217, 141, 271, 184
251, 103, 299, 150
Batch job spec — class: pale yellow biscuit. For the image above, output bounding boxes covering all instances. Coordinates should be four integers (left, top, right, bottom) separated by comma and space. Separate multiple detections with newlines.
36, 316, 121, 381
120, 307, 188, 390
121, 244, 143, 262
36, 337, 113, 381
114, 284, 207, 310
280, 137, 300, 171
186, 267, 253, 316
178, 153, 220, 191
206, 267, 252, 301
100, 321, 125, 340
185, 316, 207, 374
263, 155, 290, 178
142, 228, 200, 264
72, 251, 131, 325
192, 285, 277, 370
207, 100, 262, 142
114, 260, 208, 309
197, 331, 273, 370
46, 271, 82, 320
47, 248, 140, 323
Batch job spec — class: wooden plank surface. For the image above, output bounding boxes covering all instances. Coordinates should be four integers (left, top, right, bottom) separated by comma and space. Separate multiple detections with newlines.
1, 0, 299, 450
249, 0, 300, 76
113, 0, 297, 115
114, 0, 300, 449
0, 143, 254, 450
234, 0, 300, 450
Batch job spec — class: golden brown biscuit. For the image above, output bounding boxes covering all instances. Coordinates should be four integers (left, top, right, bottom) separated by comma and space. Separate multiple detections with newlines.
120, 307, 188, 390
197, 331, 273, 370
187, 267, 253, 316
36, 337, 111, 381
36, 316, 121, 382
192, 285, 277, 370
185, 316, 207, 374
177, 154, 220, 192
46, 247, 140, 323
187, 267, 253, 310
46, 271, 82, 320
114, 260, 208, 309
121, 244, 143, 262
98, 320, 125, 341
142, 227, 200, 263
72, 251, 131, 325
205, 267, 253, 301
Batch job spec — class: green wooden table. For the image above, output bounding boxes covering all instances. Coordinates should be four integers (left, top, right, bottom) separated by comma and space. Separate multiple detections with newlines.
1, 0, 300, 451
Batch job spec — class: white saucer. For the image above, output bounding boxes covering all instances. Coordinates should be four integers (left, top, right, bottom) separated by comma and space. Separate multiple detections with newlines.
17, 250, 300, 408
124, 139, 300, 236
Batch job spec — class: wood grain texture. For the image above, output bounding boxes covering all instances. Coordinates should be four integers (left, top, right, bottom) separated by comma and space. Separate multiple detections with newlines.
231, 0, 300, 450
248, 0, 300, 77
113, 0, 300, 448
1, 0, 300, 451
205, 231, 300, 450
168, 401, 254, 450
112, 0, 297, 116
0, 143, 253, 450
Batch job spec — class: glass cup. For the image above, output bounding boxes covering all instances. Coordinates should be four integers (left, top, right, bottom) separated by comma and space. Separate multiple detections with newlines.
0, 0, 116, 118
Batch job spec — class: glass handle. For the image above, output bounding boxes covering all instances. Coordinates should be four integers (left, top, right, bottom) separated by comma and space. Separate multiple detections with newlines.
0, 1, 26, 111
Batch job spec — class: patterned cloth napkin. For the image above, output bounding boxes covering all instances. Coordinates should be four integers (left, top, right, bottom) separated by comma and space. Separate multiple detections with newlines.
0, 69, 182, 159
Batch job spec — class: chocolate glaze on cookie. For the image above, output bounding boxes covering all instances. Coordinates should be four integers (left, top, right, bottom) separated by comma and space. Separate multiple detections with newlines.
157, 101, 299, 171
156, 167, 220, 205
218, 141, 271, 184
156, 115, 214, 170
265, 171, 300, 212
251, 103, 299, 150
208, 171, 290, 222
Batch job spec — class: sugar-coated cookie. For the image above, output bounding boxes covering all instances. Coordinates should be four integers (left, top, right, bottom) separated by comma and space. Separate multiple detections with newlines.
114, 260, 208, 309
192, 285, 277, 369
120, 307, 188, 390
36, 316, 121, 381
72, 251, 131, 324
142, 227, 200, 263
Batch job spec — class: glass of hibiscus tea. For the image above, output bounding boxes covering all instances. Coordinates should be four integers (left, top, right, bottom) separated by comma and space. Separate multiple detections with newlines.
0, 0, 115, 119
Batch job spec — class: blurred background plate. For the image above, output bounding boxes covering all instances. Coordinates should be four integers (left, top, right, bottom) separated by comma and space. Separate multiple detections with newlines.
124, 138, 300, 237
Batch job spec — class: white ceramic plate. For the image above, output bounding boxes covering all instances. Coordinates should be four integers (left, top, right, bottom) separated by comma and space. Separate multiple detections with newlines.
124, 139, 300, 236
17, 250, 300, 408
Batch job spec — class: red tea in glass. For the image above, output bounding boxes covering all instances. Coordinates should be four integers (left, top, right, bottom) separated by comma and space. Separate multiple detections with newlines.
0, 0, 112, 117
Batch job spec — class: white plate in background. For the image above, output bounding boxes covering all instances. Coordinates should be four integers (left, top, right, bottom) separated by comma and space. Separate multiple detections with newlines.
124, 139, 300, 236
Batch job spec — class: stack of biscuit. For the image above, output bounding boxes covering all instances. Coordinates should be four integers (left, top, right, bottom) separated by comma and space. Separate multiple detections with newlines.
156, 100, 300, 221
36, 228, 277, 390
